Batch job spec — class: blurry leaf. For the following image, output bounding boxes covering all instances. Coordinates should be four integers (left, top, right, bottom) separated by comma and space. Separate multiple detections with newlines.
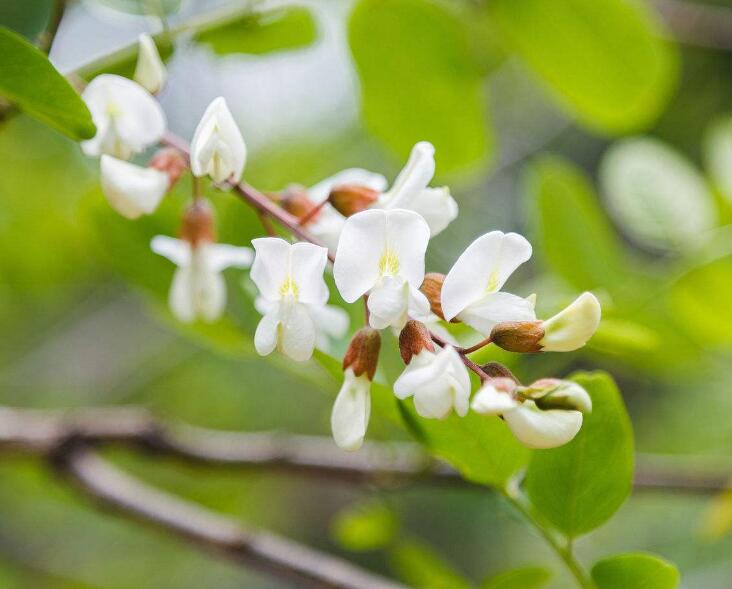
0, 0, 52, 39
481, 566, 551, 589
331, 501, 398, 552
490, 0, 677, 134
525, 372, 634, 537
524, 155, 625, 291
0, 26, 95, 140
589, 318, 661, 355
89, 0, 181, 16
349, 0, 492, 173
699, 489, 732, 541
195, 7, 317, 56
390, 539, 472, 589
600, 137, 716, 251
703, 114, 732, 205
591, 553, 680, 589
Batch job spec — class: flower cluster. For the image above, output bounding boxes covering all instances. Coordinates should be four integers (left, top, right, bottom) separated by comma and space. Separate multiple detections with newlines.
80, 37, 602, 455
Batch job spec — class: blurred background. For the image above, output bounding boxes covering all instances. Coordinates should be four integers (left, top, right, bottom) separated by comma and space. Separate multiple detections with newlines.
1, 0, 732, 587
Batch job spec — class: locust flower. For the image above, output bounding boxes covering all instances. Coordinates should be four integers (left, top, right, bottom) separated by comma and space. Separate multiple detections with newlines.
134, 34, 166, 94
250, 238, 329, 361
190, 97, 246, 184
393, 321, 470, 419
100, 155, 168, 219
81, 75, 166, 159
334, 209, 431, 330
151, 201, 252, 322
331, 327, 381, 450
441, 231, 535, 335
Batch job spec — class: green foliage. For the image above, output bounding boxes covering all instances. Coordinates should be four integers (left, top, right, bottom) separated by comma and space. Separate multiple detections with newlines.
91, 0, 181, 16
331, 501, 398, 552
390, 539, 472, 589
703, 114, 732, 205
349, 0, 492, 174
0, 27, 95, 140
525, 372, 634, 537
591, 553, 680, 589
480, 566, 551, 589
489, 0, 677, 134
0, 0, 52, 39
195, 7, 317, 56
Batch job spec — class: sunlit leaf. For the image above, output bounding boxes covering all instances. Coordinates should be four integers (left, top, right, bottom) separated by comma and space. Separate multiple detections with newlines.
331, 500, 398, 552
481, 565, 551, 589
391, 539, 472, 589
591, 553, 680, 589
490, 0, 677, 134
703, 114, 732, 205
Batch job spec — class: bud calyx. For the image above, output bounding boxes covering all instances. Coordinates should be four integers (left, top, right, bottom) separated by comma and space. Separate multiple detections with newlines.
343, 327, 381, 380
328, 184, 379, 217
490, 321, 544, 353
398, 320, 435, 364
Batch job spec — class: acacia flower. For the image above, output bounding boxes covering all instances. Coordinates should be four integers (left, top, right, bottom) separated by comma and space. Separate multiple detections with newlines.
151, 201, 252, 323
100, 155, 168, 219
134, 34, 166, 94
190, 97, 246, 184
334, 209, 431, 330
250, 237, 329, 362
441, 231, 536, 335
81, 74, 166, 159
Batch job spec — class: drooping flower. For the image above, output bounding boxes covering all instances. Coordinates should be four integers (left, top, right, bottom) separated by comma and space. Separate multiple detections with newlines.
190, 97, 246, 184
100, 155, 168, 219
250, 237, 329, 362
441, 231, 536, 335
333, 209, 431, 330
81, 74, 166, 159
151, 201, 252, 323
134, 34, 166, 94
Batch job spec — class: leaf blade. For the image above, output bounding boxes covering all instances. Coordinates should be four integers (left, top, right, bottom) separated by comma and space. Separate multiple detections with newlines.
591, 553, 680, 589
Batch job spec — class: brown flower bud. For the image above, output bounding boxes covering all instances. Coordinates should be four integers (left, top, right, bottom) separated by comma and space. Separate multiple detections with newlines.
398, 320, 435, 364
180, 199, 216, 247
328, 184, 379, 217
149, 147, 188, 188
343, 327, 381, 380
490, 321, 544, 353
279, 184, 321, 224
480, 361, 521, 384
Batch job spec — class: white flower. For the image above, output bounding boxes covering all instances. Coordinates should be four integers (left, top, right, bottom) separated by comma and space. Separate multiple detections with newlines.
441, 231, 536, 335
250, 238, 329, 362
471, 384, 583, 449
151, 235, 253, 323
81, 74, 166, 159
331, 368, 371, 451
134, 34, 166, 94
540, 292, 602, 352
190, 97, 246, 184
393, 346, 470, 419
334, 209, 431, 330
374, 142, 458, 236
100, 155, 168, 219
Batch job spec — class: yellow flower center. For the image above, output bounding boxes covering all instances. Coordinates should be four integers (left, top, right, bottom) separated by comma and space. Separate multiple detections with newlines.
486, 270, 500, 293
378, 248, 400, 276
279, 276, 299, 298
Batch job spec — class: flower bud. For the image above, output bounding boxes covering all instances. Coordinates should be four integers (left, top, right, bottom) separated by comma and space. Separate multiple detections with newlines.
419, 272, 456, 322
343, 327, 381, 381
328, 184, 379, 217
134, 34, 166, 94
480, 361, 520, 383
490, 321, 544, 353
149, 147, 188, 188
539, 292, 601, 352
279, 185, 321, 224
398, 320, 435, 364
180, 199, 216, 247
533, 380, 592, 413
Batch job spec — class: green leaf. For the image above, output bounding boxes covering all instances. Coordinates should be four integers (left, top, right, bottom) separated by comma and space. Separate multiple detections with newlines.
703, 114, 732, 205
0, 26, 95, 140
524, 155, 625, 291
481, 566, 551, 589
600, 137, 717, 251
0, 0, 52, 39
525, 372, 634, 537
390, 539, 472, 589
591, 553, 680, 589
490, 0, 677, 134
90, 0, 182, 16
331, 501, 398, 552
349, 0, 492, 174
195, 7, 317, 55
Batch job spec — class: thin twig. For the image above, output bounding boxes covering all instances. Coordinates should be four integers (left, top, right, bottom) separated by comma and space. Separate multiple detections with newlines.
37, 0, 66, 54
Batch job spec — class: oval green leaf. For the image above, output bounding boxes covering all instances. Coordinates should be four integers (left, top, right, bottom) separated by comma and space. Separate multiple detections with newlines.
0, 26, 95, 140
591, 553, 680, 589
490, 0, 678, 134
525, 371, 634, 537
481, 566, 551, 589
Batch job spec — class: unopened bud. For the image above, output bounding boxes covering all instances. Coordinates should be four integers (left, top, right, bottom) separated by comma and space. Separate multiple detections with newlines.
485, 376, 518, 394
328, 184, 379, 217
534, 380, 592, 413
398, 320, 435, 364
490, 321, 544, 353
481, 362, 520, 384
280, 184, 321, 224
149, 147, 188, 188
420, 273, 450, 322
343, 327, 381, 380
180, 199, 216, 246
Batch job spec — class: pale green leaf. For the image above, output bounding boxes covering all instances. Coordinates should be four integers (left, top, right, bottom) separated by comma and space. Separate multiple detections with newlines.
331, 501, 398, 552
481, 566, 551, 589
703, 114, 732, 205
591, 553, 680, 589
390, 540, 472, 589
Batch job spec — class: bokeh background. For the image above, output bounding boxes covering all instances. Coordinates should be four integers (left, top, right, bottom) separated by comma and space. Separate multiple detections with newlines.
1, 0, 732, 587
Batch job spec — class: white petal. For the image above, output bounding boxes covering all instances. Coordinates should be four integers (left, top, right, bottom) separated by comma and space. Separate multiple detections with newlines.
250, 238, 292, 301
504, 402, 583, 449
408, 285, 433, 323
413, 380, 455, 419
331, 369, 371, 451
207, 243, 254, 272
441, 231, 532, 321
151, 235, 190, 266
100, 155, 168, 219
194, 268, 226, 322
289, 242, 329, 305
540, 382, 593, 413
254, 296, 275, 317
540, 292, 601, 352
382, 141, 435, 208
458, 292, 537, 336
309, 168, 388, 204
368, 276, 409, 330
308, 206, 346, 251
134, 34, 166, 94
334, 209, 387, 302
255, 309, 280, 356
169, 266, 195, 323
393, 350, 439, 399
279, 302, 317, 362
444, 346, 471, 417
407, 186, 458, 236
310, 304, 350, 339
471, 384, 519, 415
190, 97, 246, 183
384, 209, 430, 287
